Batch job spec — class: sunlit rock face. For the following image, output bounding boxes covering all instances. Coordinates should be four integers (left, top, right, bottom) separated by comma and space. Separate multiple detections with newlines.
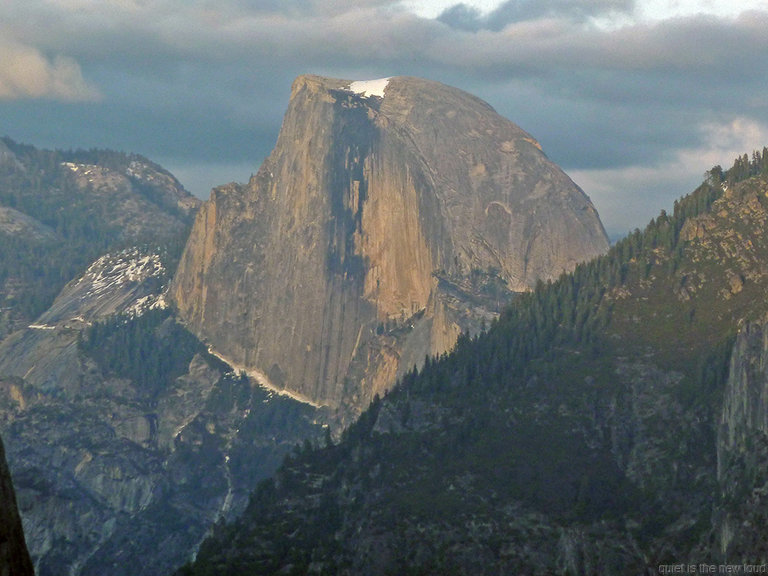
172, 74, 609, 417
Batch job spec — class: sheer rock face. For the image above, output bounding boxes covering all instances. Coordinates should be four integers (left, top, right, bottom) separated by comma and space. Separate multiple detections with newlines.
172, 75, 609, 413
716, 318, 768, 561
0, 434, 34, 576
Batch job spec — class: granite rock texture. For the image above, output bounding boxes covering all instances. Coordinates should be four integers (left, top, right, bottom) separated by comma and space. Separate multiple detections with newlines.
172, 75, 609, 416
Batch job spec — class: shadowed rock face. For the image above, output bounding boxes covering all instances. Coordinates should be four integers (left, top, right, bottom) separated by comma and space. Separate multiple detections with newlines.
0, 435, 34, 576
172, 74, 609, 416
717, 317, 768, 561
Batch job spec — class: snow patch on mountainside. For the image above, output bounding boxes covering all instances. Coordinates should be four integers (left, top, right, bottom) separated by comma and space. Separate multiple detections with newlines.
33, 248, 167, 329
81, 250, 164, 300
124, 294, 167, 318
348, 77, 391, 98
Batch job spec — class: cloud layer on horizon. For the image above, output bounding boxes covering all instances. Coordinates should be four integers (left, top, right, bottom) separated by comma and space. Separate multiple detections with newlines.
1, 0, 768, 234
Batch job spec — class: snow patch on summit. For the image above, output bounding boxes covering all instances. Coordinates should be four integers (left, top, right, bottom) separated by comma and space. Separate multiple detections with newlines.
348, 78, 391, 98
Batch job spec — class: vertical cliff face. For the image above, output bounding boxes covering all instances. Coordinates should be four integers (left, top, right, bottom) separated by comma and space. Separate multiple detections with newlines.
0, 435, 34, 576
172, 75, 609, 414
719, 320, 768, 464
717, 318, 768, 561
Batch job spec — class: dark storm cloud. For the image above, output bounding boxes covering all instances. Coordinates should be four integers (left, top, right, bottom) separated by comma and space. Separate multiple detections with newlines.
1, 0, 767, 234
438, 0, 635, 30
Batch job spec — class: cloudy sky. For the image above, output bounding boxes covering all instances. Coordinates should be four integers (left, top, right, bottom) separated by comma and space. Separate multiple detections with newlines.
2, 0, 768, 237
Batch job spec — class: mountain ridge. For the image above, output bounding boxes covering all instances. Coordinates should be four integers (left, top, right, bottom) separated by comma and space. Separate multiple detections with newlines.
0, 139, 328, 576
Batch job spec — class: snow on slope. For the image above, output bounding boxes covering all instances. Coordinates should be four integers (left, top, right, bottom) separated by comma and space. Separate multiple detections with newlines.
33, 248, 167, 329
348, 77, 391, 98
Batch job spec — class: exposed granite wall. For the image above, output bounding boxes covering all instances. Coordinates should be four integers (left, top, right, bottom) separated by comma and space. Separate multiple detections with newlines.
172, 75, 609, 416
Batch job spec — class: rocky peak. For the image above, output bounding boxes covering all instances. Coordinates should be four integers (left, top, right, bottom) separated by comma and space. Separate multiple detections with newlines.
0, 139, 200, 339
124, 158, 200, 217
172, 74, 609, 416
285, 74, 609, 292
61, 157, 198, 221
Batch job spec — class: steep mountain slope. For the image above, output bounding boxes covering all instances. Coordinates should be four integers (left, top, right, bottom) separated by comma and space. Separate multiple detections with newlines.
0, 434, 34, 576
0, 249, 326, 576
172, 75, 608, 418
0, 137, 199, 339
180, 153, 768, 575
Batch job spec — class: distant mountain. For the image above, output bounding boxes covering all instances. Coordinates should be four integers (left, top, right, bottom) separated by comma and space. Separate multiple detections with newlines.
0, 434, 34, 576
179, 152, 768, 575
0, 137, 199, 340
172, 75, 609, 422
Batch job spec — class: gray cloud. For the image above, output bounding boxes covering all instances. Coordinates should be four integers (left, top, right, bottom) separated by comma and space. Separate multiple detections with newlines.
1, 1, 767, 235
438, 0, 635, 30
436, 4, 485, 31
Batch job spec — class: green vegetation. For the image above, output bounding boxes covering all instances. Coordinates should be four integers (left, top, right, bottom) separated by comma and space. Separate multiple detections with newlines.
720, 147, 768, 184
79, 309, 204, 400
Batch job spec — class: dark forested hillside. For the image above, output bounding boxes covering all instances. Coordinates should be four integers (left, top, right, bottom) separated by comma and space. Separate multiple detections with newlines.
179, 151, 768, 576
79, 308, 207, 399
0, 137, 198, 338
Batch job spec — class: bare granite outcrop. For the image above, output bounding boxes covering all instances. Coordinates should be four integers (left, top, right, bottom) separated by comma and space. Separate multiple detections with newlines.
172, 75, 609, 417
